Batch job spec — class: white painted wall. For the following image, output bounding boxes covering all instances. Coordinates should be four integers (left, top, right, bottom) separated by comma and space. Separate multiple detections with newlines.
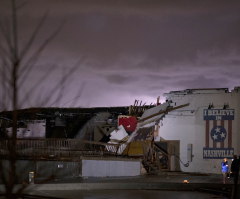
7, 120, 46, 138
82, 158, 141, 177
155, 87, 240, 174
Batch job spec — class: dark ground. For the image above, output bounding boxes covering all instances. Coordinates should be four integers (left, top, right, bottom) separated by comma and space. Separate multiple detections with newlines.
27, 190, 229, 199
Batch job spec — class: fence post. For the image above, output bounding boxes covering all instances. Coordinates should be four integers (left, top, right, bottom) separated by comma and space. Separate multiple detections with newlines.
58, 140, 60, 157
33, 140, 35, 156
82, 140, 84, 155
115, 144, 120, 156
142, 141, 145, 162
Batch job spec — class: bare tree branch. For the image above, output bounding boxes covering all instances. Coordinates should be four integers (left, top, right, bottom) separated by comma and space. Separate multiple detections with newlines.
18, 64, 58, 106
35, 87, 48, 107
69, 81, 86, 107
0, 54, 12, 83
39, 57, 85, 107
0, 1, 84, 197
19, 12, 48, 60
0, 53, 13, 110
48, 97, 61, 108
56, 66, 67, 107
0, 42, 12, 60
12, 0, 18, 63
0, 61, 7, 109
16, 0, 29, 10
0, 19, 14, 58
18, 22, 64, 85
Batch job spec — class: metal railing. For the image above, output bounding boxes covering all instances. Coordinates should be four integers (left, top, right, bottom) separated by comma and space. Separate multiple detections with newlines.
142, 141, 160, 168
142, 141, 169, 170
153, 143, 169, 168
0, 139, 121, 157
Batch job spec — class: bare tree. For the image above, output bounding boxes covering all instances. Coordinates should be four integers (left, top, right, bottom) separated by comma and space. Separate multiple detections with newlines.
0, 0, 84, 198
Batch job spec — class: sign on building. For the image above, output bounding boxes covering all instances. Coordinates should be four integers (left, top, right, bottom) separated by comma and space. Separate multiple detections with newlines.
118, 116, 138, 134
203, 109, 234, 159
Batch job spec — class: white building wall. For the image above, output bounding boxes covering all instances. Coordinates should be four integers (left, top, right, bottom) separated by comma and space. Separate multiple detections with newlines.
82, 158, 141, 177
7, 120, 46, 138
156, 88, 240, 174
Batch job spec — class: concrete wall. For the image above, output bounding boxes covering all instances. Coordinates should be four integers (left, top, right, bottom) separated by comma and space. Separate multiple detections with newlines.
36, 161, 79, 179
155, 88, 240, 174
6, 120, 46, 138
0, 160, 79, 183
0, 159, 139, 181
81, 158, 141, 177
0, 160, 35, 183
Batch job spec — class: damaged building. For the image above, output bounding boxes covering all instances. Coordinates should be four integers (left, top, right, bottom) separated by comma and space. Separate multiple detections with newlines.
128, 87, 240, 174
0, 105, 146, 141
0, 104, 150, 179
0, 87, 239, 179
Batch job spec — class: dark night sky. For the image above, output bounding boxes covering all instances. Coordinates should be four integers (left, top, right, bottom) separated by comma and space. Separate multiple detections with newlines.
0, 0, 240, 109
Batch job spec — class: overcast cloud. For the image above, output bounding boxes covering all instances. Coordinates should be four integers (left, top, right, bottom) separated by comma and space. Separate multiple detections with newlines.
0, 0, 240, 109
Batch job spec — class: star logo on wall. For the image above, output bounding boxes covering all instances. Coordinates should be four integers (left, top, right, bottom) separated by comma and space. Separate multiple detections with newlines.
220, 132, 225, 138
212, 134, 218, 140
215, 127, 220, 133
210, 126, 227, 142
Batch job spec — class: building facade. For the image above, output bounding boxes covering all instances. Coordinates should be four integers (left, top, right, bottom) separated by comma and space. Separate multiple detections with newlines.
155, 87, 240, 173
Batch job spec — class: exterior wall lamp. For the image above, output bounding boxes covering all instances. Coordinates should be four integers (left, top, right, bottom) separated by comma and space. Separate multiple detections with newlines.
208, 103, 214, 109
223, 103, 229, 109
